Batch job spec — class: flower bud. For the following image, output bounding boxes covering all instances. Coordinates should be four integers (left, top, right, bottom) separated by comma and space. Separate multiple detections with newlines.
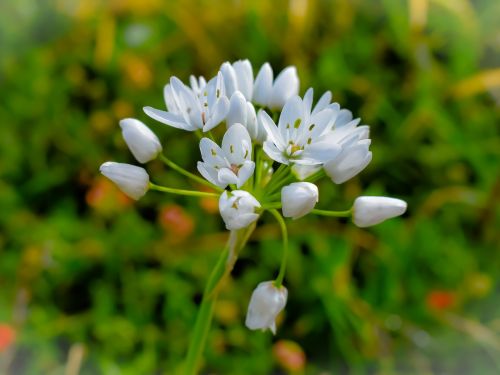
227, 92, 265, 142
227, 92, 248, 128
281, 182, 319, 219
218, 190, 261, 230
268, 66, 299, 110
119, 118, 162, 163
352, 196, 407, 227
100, 162, 149, 200
253, 63, 273, 107
245, 281, 288, 334
324, 140, 372, 184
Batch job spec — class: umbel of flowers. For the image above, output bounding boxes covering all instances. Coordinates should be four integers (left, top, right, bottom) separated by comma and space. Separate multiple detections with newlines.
100, 60, 407, 374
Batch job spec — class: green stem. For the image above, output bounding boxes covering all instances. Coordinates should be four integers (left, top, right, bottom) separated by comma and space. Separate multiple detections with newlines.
160, 155, 222, 192
262, 202, 282, 210
272, 110, 279, 123
207, 130, 216, 141
254, 147, 263, 190
269, 209, 288, 287
311, 208, 352, 217
267, 174, 296, 196
265, 164, 289, 191
182, 224, 256, 374
304, 168, 326, 183
149, 183, 219, 198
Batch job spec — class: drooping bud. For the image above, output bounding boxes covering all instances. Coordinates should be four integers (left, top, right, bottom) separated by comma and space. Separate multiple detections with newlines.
245, 281, 288, 334
281, 182, 319, 219
218, 190, 261, 230
352, 196, 407, 227
99, 162, 149, 200
120, 118, 162, 163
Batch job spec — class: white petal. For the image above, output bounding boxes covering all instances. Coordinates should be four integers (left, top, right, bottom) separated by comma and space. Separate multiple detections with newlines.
300, 142, 341, 165
219, 190, 260, 230
120, 118, 162, 163
353, 196, 407, 227
307, 108, 335, 139
222, 123, 252, 165
278, 95, 304, 144
313, 91, 332, 114
245, 101, 259, 140
199, 138, 228, 167
227, 92, 247, 127
233, 59, 254, 100
232, 190, 261, 208
218, 168, 239, 186
197, 161, 225, 188
231, 213, 259, 230
259, 110, 284, 149
220, 62, 237, 97
204, 96, 229, 132
303, 88, 314, 115
100, 162, 149, 200
281, 182, 318, 219
268, 66, 299, 110
236, 161, 255, 188
143, 106, 197, 131
245, 281, 287, 334
253, 63, 273, 106
163, 84, 178, 112
334, 109, 354, 128
263, 141, 289, 164
324, 145, 372, 184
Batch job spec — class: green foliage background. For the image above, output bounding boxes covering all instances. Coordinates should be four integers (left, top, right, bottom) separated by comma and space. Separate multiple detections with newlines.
1, 0, 499, 374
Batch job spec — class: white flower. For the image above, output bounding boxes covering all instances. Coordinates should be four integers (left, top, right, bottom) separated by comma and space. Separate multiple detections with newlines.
323, 109, 372, 184
99, 162, 149, 200
245, 281, 288, 334
281, 182, 319, 219
253, 63, 299, 110
197, 124, 255, 189
119, 118, 162, 163
352, 196, 407, 227
227, 92, 267, 143
260, 89, 341, 165
220, 60, 254, 101
143, 72, 229, 132
218, 190, 261, 230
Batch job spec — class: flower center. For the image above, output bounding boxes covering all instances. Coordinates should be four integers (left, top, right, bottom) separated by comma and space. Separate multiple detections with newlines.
230, 164, 241, 174
286, 142, 304, 157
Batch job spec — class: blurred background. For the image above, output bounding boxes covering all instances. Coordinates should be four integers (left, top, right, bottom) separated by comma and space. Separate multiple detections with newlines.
1, 0, 499, 374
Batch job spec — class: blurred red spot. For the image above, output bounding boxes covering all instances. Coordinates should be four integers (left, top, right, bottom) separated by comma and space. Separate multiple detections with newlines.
426, 290, 456, 310
158, 204, 195, 241
198, 185, 219, 214
86, 176, 132, 211
272, 339, 306, 372
0, 324, 16, 352
200, 196, 219, 214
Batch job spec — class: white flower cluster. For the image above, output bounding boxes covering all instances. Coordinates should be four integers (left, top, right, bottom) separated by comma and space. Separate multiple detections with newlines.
100, 60, 407, 334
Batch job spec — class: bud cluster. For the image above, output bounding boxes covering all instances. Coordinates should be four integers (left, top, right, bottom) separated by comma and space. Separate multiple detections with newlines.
100, 60, 407, 334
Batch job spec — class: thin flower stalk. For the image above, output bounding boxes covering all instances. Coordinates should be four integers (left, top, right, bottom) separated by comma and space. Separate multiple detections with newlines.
183, 225, 256, 375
